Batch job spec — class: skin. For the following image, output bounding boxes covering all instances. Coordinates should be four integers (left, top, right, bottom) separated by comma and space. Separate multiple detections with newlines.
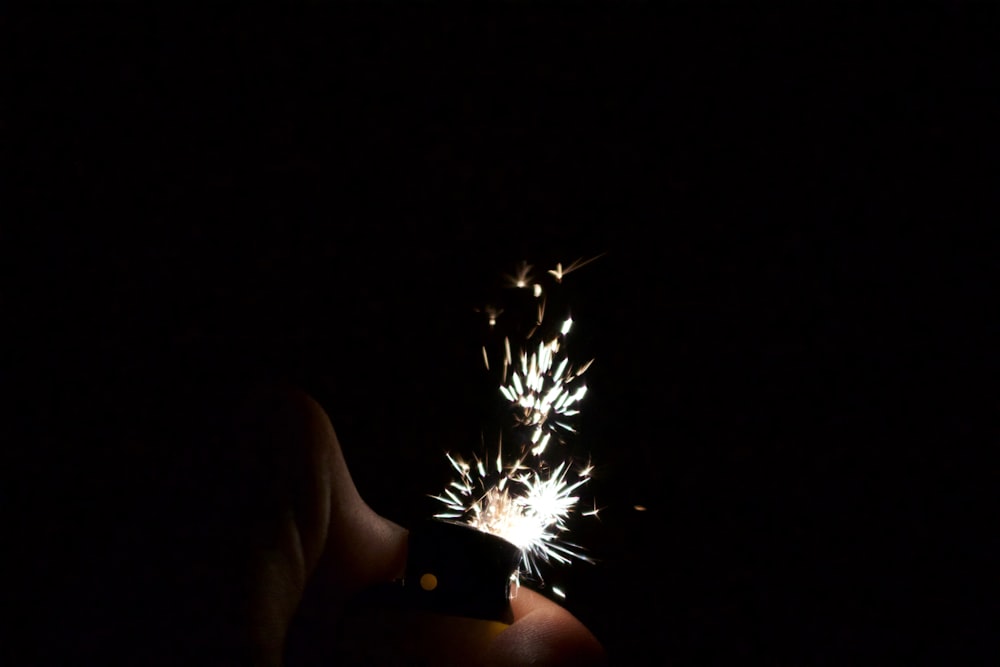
229, 386, 606, 666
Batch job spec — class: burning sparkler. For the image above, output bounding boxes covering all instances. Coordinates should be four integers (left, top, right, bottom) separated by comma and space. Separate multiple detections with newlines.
431, 256, 602, 585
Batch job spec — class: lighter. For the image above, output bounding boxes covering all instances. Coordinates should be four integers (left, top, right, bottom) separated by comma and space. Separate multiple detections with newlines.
400, 519, 522, 623
327, 519, 523, 666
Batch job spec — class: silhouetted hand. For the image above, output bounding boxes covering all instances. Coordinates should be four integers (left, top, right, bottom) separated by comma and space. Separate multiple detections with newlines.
219, 386, 606, 666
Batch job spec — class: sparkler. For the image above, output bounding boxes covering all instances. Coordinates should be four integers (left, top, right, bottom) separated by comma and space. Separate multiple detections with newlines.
430, 256, 602, 587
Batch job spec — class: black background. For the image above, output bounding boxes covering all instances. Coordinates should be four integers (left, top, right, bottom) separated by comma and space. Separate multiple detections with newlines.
6, 5, 995, 665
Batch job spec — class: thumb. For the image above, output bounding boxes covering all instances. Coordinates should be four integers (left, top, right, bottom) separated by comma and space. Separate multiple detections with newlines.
241, 387, 406, 665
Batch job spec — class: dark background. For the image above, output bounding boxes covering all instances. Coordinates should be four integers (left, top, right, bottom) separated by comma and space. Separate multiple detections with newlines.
6, 5, 994, 665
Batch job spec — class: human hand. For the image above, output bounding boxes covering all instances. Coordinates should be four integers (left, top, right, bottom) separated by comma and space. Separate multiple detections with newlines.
220, 386, 606, 666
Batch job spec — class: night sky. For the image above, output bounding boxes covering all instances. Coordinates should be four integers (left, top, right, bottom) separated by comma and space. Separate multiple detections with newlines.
8, 6, 993, 665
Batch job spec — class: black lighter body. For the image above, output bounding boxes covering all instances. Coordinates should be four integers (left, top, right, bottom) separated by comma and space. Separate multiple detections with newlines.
326, 520, 524, 666
402, 519, 522, 623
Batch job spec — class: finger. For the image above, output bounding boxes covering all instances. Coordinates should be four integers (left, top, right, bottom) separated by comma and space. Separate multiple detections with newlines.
276, 389, 408, 664
235, 384, 336, 662
233, 385, 407, 663
301, 390, 408, 598
242, 384, 407, 589
485, 587, 607, 667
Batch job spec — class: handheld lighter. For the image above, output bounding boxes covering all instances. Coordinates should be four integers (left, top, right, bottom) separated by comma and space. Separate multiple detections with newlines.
328, 519, 524, 666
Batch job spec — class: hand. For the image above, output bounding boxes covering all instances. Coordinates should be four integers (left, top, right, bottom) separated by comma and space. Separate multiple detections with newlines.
218, 386, 606, 666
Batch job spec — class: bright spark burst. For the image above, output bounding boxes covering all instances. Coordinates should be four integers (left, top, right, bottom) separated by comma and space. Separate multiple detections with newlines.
433, 453, 594, 577
498, 331, 592, 454
433, 258, 603, 581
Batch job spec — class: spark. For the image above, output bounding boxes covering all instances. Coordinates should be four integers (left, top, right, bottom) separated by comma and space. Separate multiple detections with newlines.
474, 304, 504, 329
547, 253, 607, 283
496, 334, 589, 439
582, 497, 604, 519
505, 261, 534, 289
531, 432, 552, 457
434, 257, 602, 582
